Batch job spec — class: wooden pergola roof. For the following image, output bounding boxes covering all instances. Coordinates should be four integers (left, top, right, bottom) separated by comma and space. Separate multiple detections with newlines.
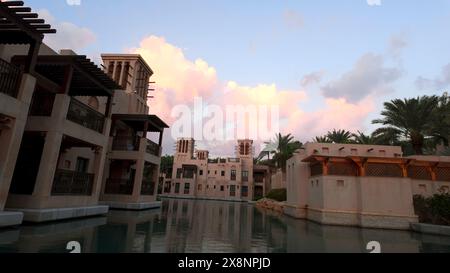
0, 0, 56, 44
302, 155, 450, 168
112, 114, 169, 133
12, 54, 121, 96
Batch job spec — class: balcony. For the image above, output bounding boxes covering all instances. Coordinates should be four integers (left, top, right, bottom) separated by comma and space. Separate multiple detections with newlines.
67, 98, 105, 133
146, 139, 161, 156
51, 169, 94, 196
0, 58, 22, 98
141, 179, 155, 195
228, 158, 240, 163
104, 178, 134, 195
254, 175, 265, 183
112, 135, 140, 151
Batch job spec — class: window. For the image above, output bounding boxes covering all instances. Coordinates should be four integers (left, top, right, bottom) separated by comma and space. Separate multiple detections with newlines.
199, 170, 203, 176
88, 96, 99, 110
176, 168, 183, 179
231, 170, 236, 181
214, 185, 216, 189
184, 183, 190, 194
175, 183, 180, 194
230, 185, 236, 197
208, 170, 210, 175
198, 184, 202, 191
215, 171, 217, 175
241, 186, 248, 197
64, 160, 71, 169
221, 171, 225, 176
220, 186, 224, 191
242, 171, 249, 182
75, 157, 89, 173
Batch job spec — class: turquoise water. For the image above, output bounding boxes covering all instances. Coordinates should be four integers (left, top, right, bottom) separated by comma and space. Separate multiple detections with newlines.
0, 198, 449, 253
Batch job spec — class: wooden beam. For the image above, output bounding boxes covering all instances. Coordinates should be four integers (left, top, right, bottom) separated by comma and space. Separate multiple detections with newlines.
24, 39, 40, 73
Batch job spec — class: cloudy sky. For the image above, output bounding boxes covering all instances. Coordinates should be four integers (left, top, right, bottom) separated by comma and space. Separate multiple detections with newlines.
25, 0, 450, 156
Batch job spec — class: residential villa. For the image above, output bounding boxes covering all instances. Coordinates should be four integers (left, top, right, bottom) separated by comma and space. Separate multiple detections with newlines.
159, 138, 271, 202
0, 2, 167, 227
0, 2, 58, 227
99, 54, 168, 210
283, 142, 450, 230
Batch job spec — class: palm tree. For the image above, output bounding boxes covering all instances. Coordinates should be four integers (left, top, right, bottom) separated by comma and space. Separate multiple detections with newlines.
259, 133, 302, 172
326, 129, 353, 144
429, 93, 450, 147
372, 95, 440, 155
313, 135, 331, 143
371, 127, 403, 146
352, 131, 378, 145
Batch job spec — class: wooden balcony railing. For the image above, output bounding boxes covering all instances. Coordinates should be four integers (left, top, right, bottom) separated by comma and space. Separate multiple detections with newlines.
0, 58, 22, 98
51, 169, 94, 196
104, 178, 134, 195
254, 175, 265, 183
67, 98, 105, 133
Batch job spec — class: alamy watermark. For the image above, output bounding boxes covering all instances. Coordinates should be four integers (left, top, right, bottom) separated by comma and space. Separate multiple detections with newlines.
171, 97, 280, 142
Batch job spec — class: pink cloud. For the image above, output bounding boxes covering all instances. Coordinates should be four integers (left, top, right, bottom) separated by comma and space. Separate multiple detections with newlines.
37, 9, 96, 52
129, 35, 375, 155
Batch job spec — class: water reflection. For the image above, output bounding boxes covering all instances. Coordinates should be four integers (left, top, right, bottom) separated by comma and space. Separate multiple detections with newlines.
0, 198, 450, 253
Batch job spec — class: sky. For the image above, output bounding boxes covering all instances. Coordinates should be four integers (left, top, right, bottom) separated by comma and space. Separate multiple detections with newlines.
22, 0, 450, 156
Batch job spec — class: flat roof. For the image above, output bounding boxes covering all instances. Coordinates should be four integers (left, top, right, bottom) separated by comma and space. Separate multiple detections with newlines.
101, 53, 153, 75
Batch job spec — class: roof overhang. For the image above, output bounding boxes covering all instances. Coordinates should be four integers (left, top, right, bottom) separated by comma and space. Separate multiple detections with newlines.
302, 155, 450, 167
112, 114, 169, 132
12, 54, 120, 96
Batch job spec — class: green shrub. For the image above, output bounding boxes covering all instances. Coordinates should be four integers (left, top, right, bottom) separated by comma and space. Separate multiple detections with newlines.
413, 193, 450, 226
265, 188, 287, 202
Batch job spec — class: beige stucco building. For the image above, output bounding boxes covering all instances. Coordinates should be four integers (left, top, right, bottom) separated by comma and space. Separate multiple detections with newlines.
160, 139, 270, 202
99, 54, 168, 210
0, 2, 167, 227
284, 142, 450, 230
0, 2, 58, 227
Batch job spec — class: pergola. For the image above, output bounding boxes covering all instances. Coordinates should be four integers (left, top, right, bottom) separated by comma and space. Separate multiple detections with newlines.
0, 0, 56, 72
11, 55, 121, 96
302, 155, 450, 181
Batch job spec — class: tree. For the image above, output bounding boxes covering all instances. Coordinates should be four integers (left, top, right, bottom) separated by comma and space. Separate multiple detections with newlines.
160, 155, 174, 175
372, 95, 440, 155
326, 129, 353, 144
313, 135, 331, 143
259, 133, 302, 172
429, 93, 450, 147
352, 131, 379, 145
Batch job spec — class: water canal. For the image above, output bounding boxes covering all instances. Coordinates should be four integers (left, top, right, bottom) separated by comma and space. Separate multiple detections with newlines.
0, 198, 449, 253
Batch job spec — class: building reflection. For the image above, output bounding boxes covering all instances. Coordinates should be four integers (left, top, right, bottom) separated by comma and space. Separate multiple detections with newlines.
0, 217, 106, 253
0, 198, 449, 253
